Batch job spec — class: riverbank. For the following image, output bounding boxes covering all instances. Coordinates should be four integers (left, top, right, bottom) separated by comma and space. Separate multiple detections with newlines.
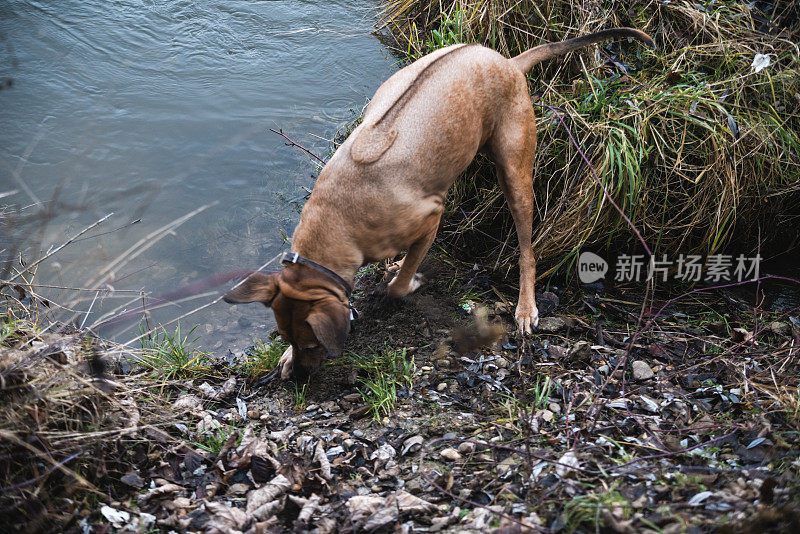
3, 255, 800, 532
3, 0, 800, 530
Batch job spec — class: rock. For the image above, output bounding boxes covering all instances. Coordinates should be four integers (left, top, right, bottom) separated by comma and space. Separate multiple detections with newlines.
770, 321, 791, 336
436, 382, 447, 392
353, 429, 365, 438
440, 448, 462, 461
537, 316, 567, 333
566, 341, 591, 364
247, 409, 260, 419
343, 393, 362, 403
457, 441, 476, 455
548, 402, 561, 414
434, 358, 451, 370
405, 476, 425, 494
632, 360, 655, 380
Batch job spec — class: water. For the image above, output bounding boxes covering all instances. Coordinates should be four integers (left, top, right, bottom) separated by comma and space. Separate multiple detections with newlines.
0, 0, 395, 351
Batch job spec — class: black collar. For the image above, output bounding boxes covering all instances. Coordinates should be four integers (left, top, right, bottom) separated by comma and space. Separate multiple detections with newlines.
281, 252, 353, 297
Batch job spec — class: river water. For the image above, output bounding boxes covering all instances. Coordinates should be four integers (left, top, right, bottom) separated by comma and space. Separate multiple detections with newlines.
0, 0, 395, 351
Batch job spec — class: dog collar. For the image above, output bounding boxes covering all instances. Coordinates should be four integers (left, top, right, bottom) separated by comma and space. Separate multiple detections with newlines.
281, 251, 353, 297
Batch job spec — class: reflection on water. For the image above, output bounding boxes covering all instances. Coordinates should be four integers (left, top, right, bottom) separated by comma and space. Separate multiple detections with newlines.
0, 0, 394, 351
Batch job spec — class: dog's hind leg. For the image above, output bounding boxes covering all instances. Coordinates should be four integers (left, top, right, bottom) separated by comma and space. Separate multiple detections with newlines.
387, 214, 441, 298
491, 98, 539, 334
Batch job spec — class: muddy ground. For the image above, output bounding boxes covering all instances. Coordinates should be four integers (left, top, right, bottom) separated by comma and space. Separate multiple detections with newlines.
2, 256, 800, 533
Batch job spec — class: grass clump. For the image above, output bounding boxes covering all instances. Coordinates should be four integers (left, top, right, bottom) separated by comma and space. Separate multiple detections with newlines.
343, 346, 415, 420
138, 323, 212, 381
242, 338, 288, 379
379, 0, 800, 276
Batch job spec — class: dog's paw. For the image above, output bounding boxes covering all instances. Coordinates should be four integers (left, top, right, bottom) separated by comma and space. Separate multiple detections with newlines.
386, 257, 405, 273
515, 303, 540, 335
387, 273, 423, 297
279, 346, 294, 380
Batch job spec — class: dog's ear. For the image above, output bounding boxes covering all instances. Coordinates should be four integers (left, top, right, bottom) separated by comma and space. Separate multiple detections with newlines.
306, 300, 350, 357
223, 272, 280, 306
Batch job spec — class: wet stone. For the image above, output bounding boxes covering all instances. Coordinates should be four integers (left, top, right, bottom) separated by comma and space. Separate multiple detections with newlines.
632, 360, 655, 380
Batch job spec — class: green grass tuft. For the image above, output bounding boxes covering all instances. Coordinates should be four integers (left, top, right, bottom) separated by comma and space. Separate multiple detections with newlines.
138, 323, 212, 381
341, 346, 415, 420
242, 338, 288, 379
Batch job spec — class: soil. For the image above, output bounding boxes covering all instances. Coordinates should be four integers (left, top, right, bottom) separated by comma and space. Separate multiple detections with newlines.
2, 256, 800, 533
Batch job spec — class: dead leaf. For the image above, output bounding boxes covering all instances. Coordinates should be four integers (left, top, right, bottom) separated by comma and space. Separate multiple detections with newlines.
204, 501, 247, 534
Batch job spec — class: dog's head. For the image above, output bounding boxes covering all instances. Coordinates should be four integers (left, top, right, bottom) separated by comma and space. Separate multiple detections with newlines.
223, 269, 350, 379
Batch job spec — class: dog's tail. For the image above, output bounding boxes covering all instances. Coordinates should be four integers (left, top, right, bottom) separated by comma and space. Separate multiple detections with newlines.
511, 28, 654, 73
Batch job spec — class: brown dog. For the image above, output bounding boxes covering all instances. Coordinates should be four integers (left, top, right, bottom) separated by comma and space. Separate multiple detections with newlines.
225, 28, 653, 379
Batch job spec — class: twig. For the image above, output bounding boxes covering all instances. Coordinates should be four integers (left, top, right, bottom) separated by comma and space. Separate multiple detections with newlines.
6, 212, 114, 283
269, 128, 327, 164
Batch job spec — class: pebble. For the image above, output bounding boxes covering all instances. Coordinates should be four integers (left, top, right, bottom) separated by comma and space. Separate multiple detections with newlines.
405, 477, 424, 494
440, 448, 462, 461
353, 429, 365, 438
632, 360, 655, 380
434, 359, 451, 370
457, 442, 476, 455
305, 404, 319, 412
437, 382, 448, 392
343, 393, 362, 403
548, 402, 561, 414
298, 421, 313, 428
343, 439, 355, 450
537, 316, 567, 333
420, 365, 433, 373
247, 409, 261, 419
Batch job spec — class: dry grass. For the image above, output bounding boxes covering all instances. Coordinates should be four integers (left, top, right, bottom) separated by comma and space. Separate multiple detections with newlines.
379, 0, 800, 276
0, 293, 172, 531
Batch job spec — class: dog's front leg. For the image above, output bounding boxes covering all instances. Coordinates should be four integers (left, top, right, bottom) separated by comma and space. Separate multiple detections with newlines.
279, 346, 294, 379
387, 218, 440, 298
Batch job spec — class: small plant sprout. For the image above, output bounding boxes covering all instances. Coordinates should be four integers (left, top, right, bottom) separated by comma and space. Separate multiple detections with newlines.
294, 380, 309, 410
